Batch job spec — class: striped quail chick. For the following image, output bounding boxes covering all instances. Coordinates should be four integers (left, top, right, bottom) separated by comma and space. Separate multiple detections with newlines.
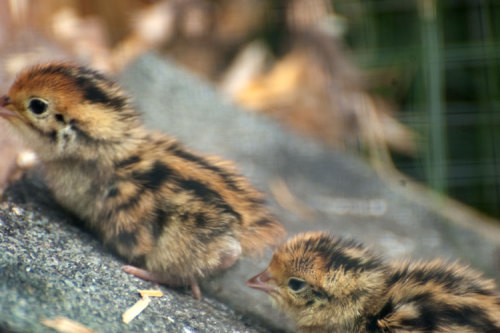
0, 62, 285, 299
247, 232, 500, 332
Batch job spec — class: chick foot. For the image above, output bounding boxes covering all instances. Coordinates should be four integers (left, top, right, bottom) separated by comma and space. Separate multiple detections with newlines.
121, 265, 202, 299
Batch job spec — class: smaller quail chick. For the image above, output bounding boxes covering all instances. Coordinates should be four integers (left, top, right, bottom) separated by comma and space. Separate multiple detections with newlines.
247, 232, 500, 333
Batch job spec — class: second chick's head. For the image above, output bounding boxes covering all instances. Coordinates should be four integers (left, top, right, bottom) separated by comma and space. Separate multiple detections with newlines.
247, 232, 387, 332
0, 63, 141, 161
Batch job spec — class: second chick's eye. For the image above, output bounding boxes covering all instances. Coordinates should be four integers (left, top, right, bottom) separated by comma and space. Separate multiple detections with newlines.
288, 277, 308, 292
28, 98, 48, 115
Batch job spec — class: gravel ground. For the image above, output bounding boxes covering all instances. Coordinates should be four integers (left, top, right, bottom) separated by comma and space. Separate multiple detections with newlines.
1, 176, 266, 333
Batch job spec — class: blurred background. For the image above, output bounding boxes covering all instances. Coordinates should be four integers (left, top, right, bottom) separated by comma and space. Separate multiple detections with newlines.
0, 0, 499, 222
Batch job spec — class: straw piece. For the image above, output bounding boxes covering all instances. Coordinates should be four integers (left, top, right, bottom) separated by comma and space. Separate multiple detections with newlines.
122, 295, 151, 324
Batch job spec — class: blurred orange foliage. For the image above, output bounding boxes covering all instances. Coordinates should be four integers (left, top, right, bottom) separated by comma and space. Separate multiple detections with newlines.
0, 0, 415, 191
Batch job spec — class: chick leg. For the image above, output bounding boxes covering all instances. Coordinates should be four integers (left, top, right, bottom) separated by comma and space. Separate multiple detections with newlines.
121, 265, 202, 299
189, 276, 201, 300
121, 245, 239, 300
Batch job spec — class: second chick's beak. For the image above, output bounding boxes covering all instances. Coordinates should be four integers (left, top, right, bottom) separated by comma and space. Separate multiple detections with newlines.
247, 269, 278, 293
0, 95, 16, 118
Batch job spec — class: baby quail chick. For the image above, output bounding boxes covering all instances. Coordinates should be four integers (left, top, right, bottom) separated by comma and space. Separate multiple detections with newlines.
247, 232, 500, 332
0, 62, 285, 299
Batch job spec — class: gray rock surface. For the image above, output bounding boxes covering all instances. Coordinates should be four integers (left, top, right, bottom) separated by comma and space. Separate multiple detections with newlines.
1, 178, 265, 333
1, 53, 499, 332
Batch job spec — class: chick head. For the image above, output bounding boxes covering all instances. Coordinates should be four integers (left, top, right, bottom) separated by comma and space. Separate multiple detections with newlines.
248, 231, 387, 330
0, 63, 140, 160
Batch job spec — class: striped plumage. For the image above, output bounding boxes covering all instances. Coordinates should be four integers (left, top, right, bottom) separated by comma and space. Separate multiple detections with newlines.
0, 62, 285, 298
247, 232, 500, 332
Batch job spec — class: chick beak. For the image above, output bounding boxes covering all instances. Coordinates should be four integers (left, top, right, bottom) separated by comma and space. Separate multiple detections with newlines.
0, 95, 16, 118
247, 269, 278, 293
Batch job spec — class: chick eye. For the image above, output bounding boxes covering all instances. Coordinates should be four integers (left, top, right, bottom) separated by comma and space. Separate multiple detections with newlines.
287, 278, 307, 292
28, 98, 48, 115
